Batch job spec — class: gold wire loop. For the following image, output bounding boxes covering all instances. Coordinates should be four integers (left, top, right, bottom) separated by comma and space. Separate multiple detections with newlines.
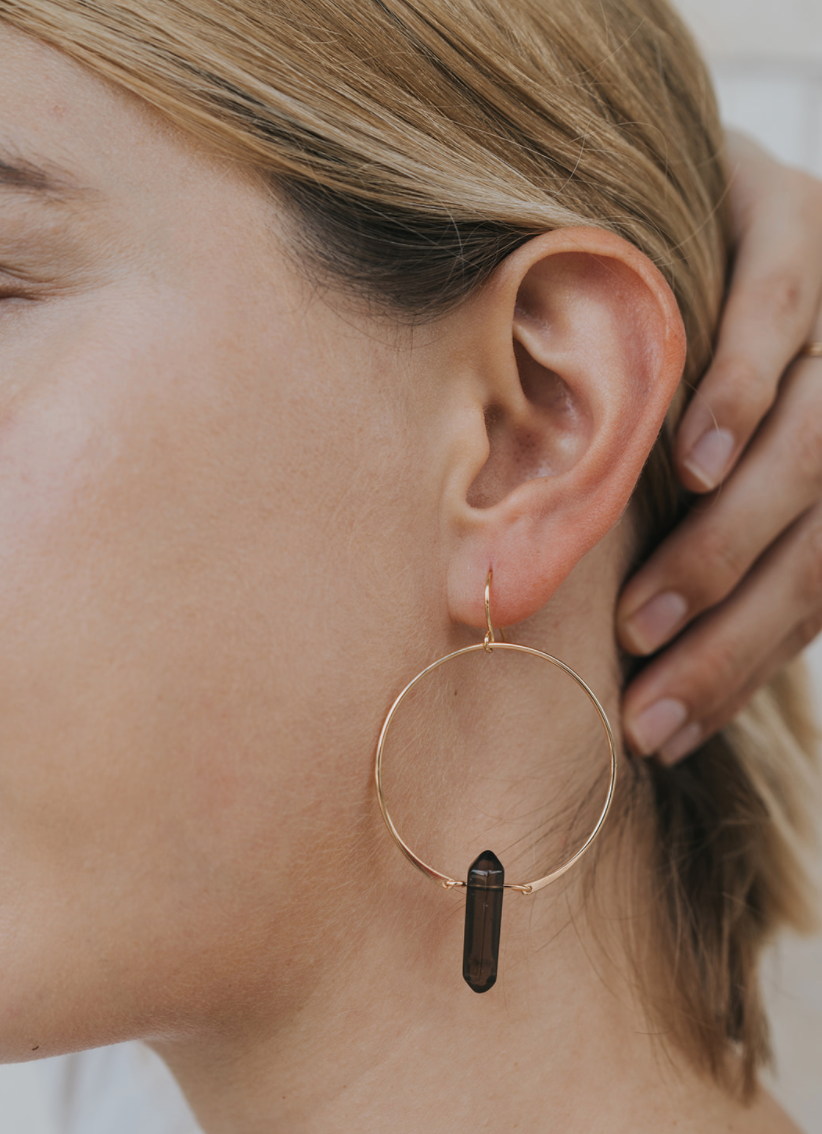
799, 342, 822, 358
484, 570, 496, 650
375, 574, 618, 895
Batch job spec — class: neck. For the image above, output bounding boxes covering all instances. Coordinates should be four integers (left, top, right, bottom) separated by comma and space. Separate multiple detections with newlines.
154, 540, 794, 1132
157, 870, 787, 1133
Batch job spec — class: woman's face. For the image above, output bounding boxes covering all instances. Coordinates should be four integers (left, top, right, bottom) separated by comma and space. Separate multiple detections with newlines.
0, 24, 452, 1056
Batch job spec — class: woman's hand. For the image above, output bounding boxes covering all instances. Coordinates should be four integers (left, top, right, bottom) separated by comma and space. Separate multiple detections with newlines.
619, 133, 822, 765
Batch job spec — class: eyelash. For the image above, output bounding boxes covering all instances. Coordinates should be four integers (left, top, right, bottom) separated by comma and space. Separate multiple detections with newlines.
0, 285, 37, 303
0, 264, 40, 300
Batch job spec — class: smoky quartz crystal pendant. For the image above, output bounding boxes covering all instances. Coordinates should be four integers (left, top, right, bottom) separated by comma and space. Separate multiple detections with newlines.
462, 850, 504, 993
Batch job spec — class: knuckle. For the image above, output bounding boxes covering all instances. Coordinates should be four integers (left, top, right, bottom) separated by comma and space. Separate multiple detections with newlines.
760, 269, 805, 337
708, 355, 775, 422
694, 634, 744, 696
692, 525, 745, 602
798, 520, 822, 606
790, 413, 822, 490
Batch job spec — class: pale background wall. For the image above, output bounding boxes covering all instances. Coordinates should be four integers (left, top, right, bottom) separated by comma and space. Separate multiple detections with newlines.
678, 0, 822, 178
671, 2, 822, 1132
0, 2, 821, 1132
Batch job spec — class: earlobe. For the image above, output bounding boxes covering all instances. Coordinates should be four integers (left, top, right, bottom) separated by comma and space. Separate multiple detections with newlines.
446, 227, 686, 629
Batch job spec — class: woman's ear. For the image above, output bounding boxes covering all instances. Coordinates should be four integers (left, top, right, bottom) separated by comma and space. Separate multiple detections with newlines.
445, 226, 686, 628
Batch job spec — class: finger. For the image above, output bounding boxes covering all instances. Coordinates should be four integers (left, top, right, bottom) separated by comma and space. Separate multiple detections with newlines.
622, 499, 822, 760
656, 611, 822, 766
676, 165, 822, 494
619, 357, 822, 655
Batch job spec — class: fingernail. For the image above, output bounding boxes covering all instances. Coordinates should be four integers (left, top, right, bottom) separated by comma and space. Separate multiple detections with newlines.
630, 698, 688, 755
683, 428, 735, 490
659, 723, 702, 766
622, 591, 687, 654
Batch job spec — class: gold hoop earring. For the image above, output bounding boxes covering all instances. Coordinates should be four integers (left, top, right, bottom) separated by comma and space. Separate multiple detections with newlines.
374, 571, 618, 993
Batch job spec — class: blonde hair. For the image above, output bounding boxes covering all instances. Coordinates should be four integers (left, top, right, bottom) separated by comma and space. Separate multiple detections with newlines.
4, 0, 817, 1095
